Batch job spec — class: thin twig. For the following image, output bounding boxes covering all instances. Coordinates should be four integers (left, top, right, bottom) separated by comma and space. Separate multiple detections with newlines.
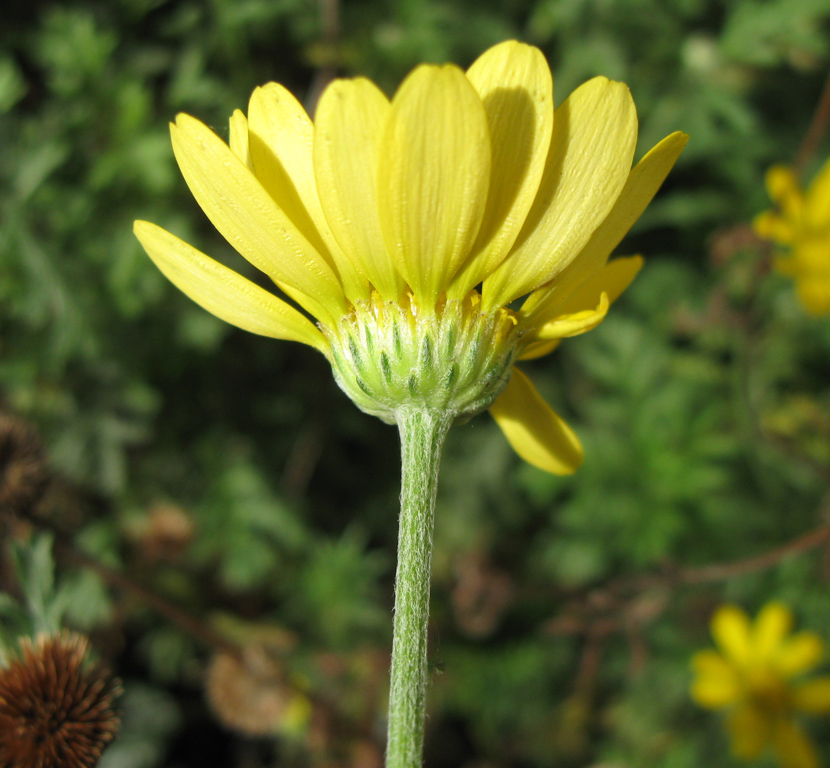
794, 70, 830, 173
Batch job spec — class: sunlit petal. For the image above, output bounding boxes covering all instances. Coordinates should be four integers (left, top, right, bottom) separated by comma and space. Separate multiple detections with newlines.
170, 114, 346, 322
378, 64, 491, 303
521, 129, 686, 322
448, 40, 554, 297
134, 221, 328, 352
314, 77, 402, 300
489, 368, 583, 475
482, 77, 638, 309
247, 84, 368, 302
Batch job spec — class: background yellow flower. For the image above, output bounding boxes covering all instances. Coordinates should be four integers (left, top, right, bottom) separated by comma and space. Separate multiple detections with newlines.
754, 160, 830, 315
692, 602, 830, 768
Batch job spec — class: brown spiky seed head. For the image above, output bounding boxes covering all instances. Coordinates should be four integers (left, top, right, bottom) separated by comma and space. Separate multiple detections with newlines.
0, 632, 121, 768
0, 413, 49, 521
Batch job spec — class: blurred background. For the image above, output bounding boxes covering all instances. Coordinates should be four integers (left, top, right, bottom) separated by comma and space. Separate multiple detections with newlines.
2, 0, 830, 766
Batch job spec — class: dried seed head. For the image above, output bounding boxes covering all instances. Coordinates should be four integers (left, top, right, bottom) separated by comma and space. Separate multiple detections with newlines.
0, 413, 49, 521
0, 632, 121, 768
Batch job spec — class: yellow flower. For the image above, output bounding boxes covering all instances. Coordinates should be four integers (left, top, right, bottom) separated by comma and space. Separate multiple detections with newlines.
754, 159, 830, 315
691, 602, 830, 768
134, 40, 686, 474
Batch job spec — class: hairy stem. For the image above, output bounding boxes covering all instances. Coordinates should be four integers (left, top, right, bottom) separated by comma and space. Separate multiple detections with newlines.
386, 407, 453, 768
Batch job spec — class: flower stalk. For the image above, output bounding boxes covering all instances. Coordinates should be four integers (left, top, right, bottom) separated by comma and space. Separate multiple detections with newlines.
386, 408, 453, 768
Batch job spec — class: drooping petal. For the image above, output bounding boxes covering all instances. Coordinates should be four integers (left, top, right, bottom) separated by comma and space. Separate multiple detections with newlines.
134, 221, 328, 352
531, 293, 608, 341
752, 601, 793, 662
314, 77, 403, 300
448, 40, 554, 298
247, 84, 368, 303
775, 631, 826, 677
689, 650, 741, 709
711, 605, 752, 665
482, 77, 638, 310
378, 64, 491, 304
228, 109, 252, 168
520, 129, 686, 323
792, 677, 830, 714
772, 719, 820, 768
489, 368, 583, 474
170, 114, 347, 323
726, 704, 769, 760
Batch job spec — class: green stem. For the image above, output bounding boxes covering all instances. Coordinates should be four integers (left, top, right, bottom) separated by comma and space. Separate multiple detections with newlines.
386, 407, 453, 768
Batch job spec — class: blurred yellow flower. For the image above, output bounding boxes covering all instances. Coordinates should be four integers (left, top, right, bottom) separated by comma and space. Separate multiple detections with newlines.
754, 159, 830, 315
134, 40, 686, 474
691, 602, 830, 768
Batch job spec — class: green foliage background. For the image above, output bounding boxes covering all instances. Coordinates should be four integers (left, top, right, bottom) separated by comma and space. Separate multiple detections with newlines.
2, 0, 830, 766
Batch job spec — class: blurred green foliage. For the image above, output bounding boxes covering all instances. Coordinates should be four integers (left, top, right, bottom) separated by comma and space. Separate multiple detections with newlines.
2, 0, 830, 766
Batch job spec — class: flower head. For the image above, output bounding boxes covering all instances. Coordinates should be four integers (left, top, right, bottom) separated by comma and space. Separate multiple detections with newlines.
754, 159, 830, 315
0, 632, 121, 768
691, 602, 830, 768
135, 40, 686, 474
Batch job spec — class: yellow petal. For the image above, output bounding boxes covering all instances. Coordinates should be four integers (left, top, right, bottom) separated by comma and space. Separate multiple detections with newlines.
313, 77, 403, 300
448, 41, 554, 297
518, 338, 560, 361
804, 155, 830, 228
775, 631, 826, 677
797, 277, 830, 316
525, 255, 643, 332
792, 677, 830, 714
482, 77, 638, 310
229, 109, 252, 168
378, 64, 491, 304
772, 719, 820, 768
752, 602, 793, 662
170, 114, 347, 323
134, 221, 328, 353
766, 165, 804, 220
753, 210, 796, 244
521, 129, 686, 323
690, 650, 741, 708
247, 84, 368, 303
726, 704, 769, 760
489, 367, 583, 474
531, 292, 609, 341
711, 605, 752, 665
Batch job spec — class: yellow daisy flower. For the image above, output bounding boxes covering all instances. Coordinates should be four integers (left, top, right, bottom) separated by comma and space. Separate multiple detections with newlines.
754, 159, 830, 316
691, 602, 830, 768
134, 40, 686, 474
